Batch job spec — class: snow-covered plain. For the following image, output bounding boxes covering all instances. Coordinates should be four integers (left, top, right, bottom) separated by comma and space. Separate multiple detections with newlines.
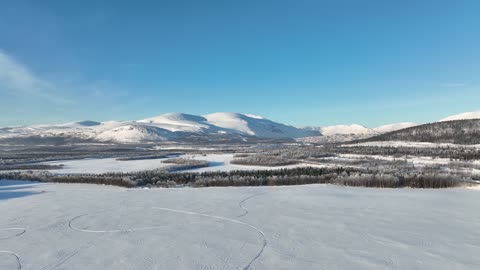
40, 151, 480, 175
42, 154, 326, 174
43, 157, 175, 174
1, 180, 479, 270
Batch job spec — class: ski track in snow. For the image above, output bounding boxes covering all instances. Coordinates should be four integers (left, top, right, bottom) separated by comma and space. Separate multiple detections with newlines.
68, 214, 170, 233
0, 228, 26, 240
66, 193, 268, 270
236, 192, 268, 218
0, 250, 22, 270
151, 207, 267, 270
5, 182, 479, 270
37, 234, 108, 270
0, 228, 25, 270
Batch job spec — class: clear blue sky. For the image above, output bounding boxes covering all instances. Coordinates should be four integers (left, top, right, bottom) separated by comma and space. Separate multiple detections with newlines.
0, 0, 479, 127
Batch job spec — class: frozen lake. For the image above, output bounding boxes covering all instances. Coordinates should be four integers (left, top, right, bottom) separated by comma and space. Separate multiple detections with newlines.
42, 154, 326, 174
1, 180, 479, 270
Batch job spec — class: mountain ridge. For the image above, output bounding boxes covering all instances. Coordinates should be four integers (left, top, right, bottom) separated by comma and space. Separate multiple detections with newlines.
1, 111, 478, 144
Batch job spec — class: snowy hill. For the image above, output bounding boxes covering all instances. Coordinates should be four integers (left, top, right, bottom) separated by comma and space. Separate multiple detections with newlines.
0, 112, 320, 144
4, 111, 480, 145
204, 112, 319, 138
320, 124, 375, 136
439, 111, 480, 122
373, 122, 418, 133
138, 113, 214, 133
96, 125, 173, 143
300, 124, 375, 143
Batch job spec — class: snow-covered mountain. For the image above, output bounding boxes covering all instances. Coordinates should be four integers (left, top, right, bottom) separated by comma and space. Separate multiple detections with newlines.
95, 125, 173, 143
439, 111, 480, 122
138, 113, 214, 133
301, 124, 376, 143
0, 113, 320, 144
300, 122, 420, 143
4, 111, 478, 145
304, 122, 418, 136
320, 124, 375, 136
204, 112, 318, 138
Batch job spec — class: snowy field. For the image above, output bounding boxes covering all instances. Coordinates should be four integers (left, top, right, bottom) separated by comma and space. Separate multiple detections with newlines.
42, 154, 326, 174
1, 180, 479, 270
43, 157, 175, 174
39, 152, 480, 176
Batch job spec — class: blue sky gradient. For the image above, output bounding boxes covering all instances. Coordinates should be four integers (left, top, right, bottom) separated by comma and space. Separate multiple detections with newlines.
0, 0, 479, 127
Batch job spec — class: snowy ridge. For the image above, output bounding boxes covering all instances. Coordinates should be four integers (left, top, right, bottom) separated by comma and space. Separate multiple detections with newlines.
373, 122, 418, 133
439, 111, 480, 122
3, 110, 480, 144
204, 112, 318, 138
95, 125, 173, 143
0, 112, 320, 143
319, 124, 376, 136
138, 113, 212, 133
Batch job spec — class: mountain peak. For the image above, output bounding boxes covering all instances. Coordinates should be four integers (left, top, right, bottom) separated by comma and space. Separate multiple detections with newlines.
139, 113, 207, 123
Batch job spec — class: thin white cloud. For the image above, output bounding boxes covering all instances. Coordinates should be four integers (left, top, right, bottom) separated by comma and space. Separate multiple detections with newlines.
0, 49, 72, 104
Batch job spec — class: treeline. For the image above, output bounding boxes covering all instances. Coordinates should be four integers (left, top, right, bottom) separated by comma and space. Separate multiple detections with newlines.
0, 171, 136, 188
231, 155, 299, 166
162, 158, 209, 172
0, 164, 63, 171
0, 167, 472, 189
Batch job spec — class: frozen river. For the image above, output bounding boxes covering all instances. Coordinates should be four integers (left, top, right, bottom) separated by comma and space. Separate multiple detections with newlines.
1, 180, 479, 270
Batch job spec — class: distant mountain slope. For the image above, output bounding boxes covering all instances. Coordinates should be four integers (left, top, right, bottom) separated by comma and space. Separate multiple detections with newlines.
373, 122, 417, 133
320, 124, 375, 136
95, 125, 173, 143
4, 111, 479, 145
300, 124, 377, 143
0, 112, 320, 144
138, 113, 214, 133
439, 111, 480, 122
356, 119, 480, 145
204, 112, 319, 138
